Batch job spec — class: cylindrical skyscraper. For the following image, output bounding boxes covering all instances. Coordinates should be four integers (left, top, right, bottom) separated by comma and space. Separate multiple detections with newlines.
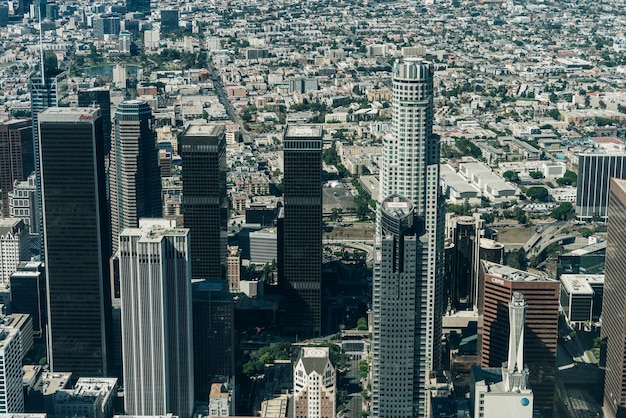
373, 58, 445, 418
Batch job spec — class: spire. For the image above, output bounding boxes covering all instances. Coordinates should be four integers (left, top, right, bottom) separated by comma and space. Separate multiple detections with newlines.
507, 292, 527, 373
39, 12, 45, 86
502, 292, 530, 392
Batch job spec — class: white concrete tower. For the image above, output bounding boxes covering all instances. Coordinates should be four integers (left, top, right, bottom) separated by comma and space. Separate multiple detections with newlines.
372, 59, 444, 418
119, 219, 193, 418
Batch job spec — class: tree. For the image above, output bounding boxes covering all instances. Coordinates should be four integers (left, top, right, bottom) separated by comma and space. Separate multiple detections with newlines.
549, 92, 558, 103
556, 170, 577, 186
481, 212, 495, 224
529, 171, 544, 179
357, 317, 368, 330
506, 248, 527, 270
547, 109, 561, 120
551, 202, 574, 220
525, 186, 549, 202
503, 170, 519, 182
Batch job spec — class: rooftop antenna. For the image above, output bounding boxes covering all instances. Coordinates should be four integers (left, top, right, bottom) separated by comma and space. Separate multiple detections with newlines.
39, 11, 45, 86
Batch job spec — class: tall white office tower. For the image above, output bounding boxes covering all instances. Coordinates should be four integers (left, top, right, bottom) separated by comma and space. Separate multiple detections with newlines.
119, 219, 193, 418
372, 59, 444, 418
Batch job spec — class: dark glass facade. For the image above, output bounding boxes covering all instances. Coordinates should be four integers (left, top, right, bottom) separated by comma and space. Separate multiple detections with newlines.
179, 124, 227, 280
192, 280, 234, 399
576, 153, 626, 220
110, 100, 161, 254
39, 107, 111, 377
281, 125, 323, 337
0, 119, 32, 216
78, 88, 112, 155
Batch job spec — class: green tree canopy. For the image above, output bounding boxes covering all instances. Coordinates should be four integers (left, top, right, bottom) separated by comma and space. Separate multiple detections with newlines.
551, 202, 574, 220
525, 186, 549, 202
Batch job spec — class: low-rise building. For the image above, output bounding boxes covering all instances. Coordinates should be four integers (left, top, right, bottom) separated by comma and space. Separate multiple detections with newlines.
54, 378, 117, 418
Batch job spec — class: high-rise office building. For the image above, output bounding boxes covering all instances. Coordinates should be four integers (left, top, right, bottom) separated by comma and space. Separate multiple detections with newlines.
119, 31, 132, 55
10, 260, 46, 339
293, 346, 336, 418
119, 219, 193, 418
160, 9, 179, 32
93, 14, 121, 39
109, 100, 161, 253
372, 59, 444, 418
192, 280, 234, 400
0, 119, 32, 216
576, 150, 626, 220
478, 260, 559, 418
372, 195, 428, 417
30, 69, 68, 256
470, 293, 533, 418
39, 107, 111, 377
444, 214, 483, 311
0, 328, 24, 413
126, 0, 149, 14
601, 178, 626, 418
281, 124, 323, 337
77, 88, 112, 156
179, 124, 227, 280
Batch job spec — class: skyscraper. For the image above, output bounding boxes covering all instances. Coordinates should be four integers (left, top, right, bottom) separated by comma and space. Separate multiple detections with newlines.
469, 293, 533, 418
601, 178, 626, 418
119, 219, 193, 418
281, 124, 323, 337
38, 107, 110, 377
576, 149, 626, 220
444, 214, 483, 311
30, 69, 68, 256
478, 261, 559, 418
372, 195, 428, 417
77, 88, 112, 156
109, 100, 161, 253
372, 59, 444, 417
160, 9, 179, 32
179, 124, 227, 280
192, 280, 234, 400
0, 119, 32, 216
126, 0, 149, 14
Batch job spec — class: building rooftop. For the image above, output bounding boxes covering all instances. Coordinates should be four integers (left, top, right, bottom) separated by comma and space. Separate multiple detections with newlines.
568, 240, 606, 256
183, 123, 224, 138
0, 218, 26, 237
40, 372, 72, 396
38, 107, 100, 123
613, 178, 626, 195
299, 346, 331, 375
560, 274, 604, 296
284, 124, 323, 138
121, 219, 189, 241
482, 260, 555, 283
